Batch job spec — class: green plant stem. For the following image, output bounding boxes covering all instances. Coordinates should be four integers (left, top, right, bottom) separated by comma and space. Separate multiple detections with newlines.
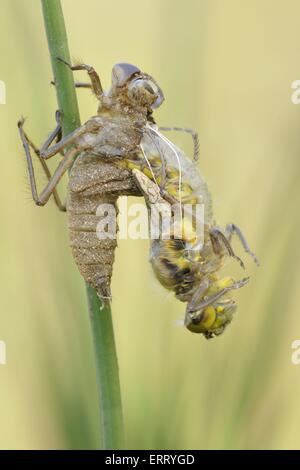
41, 0, 124, 450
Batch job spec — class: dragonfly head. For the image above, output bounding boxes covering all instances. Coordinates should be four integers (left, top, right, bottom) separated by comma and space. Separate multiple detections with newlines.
185, 298, 237, 339
184, 276, 248, 338
111, 63, 164, 111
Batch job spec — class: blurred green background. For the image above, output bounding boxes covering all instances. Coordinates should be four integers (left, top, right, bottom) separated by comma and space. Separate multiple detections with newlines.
0, 0, 300, 450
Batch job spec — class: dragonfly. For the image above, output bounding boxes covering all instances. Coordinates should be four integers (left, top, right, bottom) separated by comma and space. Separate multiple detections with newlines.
18, 60, 258, 337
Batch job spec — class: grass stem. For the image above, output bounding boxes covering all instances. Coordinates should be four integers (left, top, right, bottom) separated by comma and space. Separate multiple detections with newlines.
41, 0, 124, 449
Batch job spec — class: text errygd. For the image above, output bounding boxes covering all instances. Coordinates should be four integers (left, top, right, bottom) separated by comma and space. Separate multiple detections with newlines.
105, 454, 195, 466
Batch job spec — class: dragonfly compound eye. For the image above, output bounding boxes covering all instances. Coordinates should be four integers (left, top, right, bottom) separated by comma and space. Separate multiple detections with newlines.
185, 305, 217, 334
185, 299, 238, 337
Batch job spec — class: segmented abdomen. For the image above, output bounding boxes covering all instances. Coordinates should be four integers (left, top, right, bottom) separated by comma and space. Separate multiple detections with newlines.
67, 153, 139, 300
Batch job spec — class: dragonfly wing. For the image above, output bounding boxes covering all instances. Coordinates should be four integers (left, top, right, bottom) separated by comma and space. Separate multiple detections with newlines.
141, 126, 213, 223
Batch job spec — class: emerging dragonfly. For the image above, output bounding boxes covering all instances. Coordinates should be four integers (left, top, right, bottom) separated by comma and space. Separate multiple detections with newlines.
18, 60, 258, 338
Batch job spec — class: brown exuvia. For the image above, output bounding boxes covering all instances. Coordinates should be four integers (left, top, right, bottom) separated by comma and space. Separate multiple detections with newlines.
18, 61, 166, 300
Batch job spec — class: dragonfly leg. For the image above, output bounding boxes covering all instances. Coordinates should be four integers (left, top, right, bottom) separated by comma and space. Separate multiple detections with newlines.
18, 118, 77, 208
225, 223, 259, 266
57, 57, 103, 101
40, 110, 62, 155
38, 117, 103, 159
186, 279, 210, 314
210, 227, 245, 269
159, 126, 199, 161
186, 277, 249, 315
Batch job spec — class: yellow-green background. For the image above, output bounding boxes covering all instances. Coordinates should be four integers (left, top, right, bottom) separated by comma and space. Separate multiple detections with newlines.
0, 0, 300, 450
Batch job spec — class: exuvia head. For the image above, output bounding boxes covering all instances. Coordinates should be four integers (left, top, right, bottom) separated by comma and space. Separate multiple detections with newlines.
109, 63, 165, 111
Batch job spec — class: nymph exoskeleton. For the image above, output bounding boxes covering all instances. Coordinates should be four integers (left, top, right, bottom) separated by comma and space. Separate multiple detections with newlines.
18, 61, 197, 300
18, 60, 258, 337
